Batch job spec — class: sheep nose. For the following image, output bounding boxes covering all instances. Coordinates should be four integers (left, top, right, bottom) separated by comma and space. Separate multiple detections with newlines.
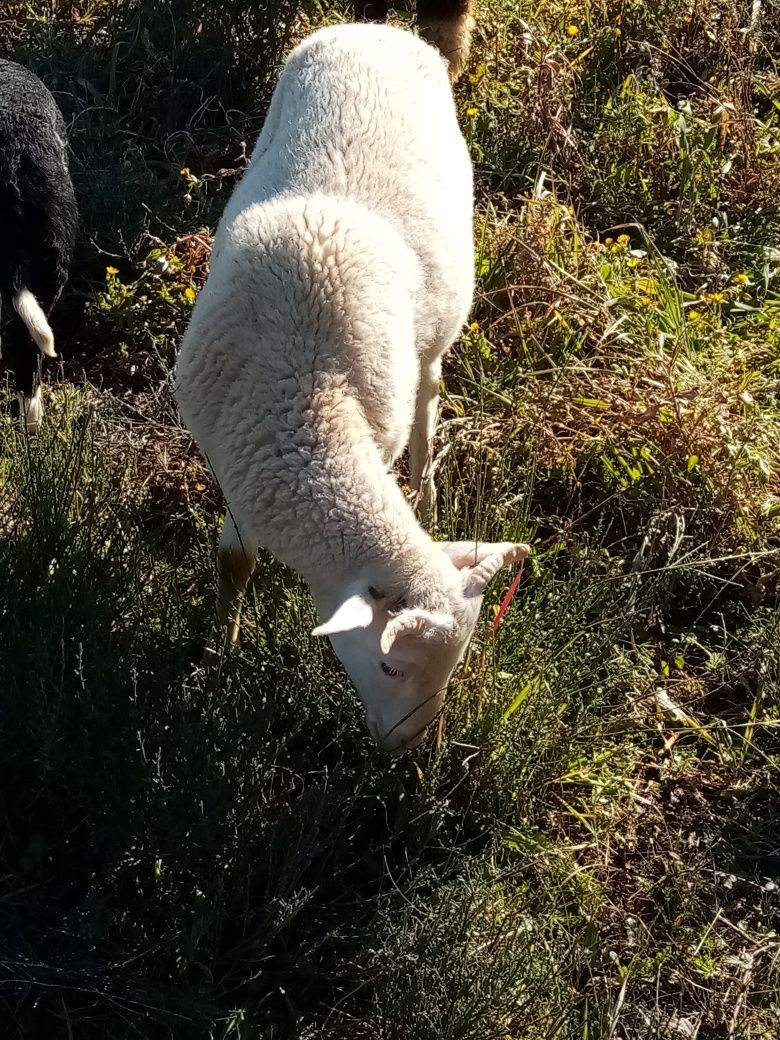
367, 717, 401, 755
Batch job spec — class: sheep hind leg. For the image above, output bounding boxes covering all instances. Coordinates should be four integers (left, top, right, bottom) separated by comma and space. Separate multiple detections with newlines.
3, 317, 44, 431
409, 357, 442, 524
212, 513, 257, 651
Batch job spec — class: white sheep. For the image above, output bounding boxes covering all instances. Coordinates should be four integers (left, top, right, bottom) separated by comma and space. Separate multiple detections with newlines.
175, 23, 529, 753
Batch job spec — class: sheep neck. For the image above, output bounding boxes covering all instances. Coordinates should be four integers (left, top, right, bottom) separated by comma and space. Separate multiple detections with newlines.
272, 382, 445, 604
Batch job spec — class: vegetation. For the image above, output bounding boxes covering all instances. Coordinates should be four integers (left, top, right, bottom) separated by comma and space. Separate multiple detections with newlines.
1, 1, 779, 1037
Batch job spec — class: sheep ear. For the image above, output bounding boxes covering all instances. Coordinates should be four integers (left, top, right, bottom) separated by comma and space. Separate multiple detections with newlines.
439, 540, 530, 571
461, 542, 531, 596
312, 593, 375, 637
380, 609, 454, 655
438, 541, 492, 569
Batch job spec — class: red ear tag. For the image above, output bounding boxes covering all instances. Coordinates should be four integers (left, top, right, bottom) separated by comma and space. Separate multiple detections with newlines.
491, 559, 525, 633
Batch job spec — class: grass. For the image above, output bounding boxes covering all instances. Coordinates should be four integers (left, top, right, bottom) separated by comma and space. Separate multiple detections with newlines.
1, 1, 779, 1037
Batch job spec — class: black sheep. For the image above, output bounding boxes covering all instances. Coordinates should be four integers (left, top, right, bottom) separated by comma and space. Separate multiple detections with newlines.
0, 59, 78, 428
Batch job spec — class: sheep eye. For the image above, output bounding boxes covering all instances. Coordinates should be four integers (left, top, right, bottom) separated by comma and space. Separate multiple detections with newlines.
368, 585, 384, 601
381, 662, 402, 678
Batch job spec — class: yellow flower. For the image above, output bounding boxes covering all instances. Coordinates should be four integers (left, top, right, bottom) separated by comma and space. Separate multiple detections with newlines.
610, 244, 621, 254
617, 234, 630, 244
613, 27, 622, 36
706, 292, 725, 303
466, 107, 479, 117
604, 237, 614, 246
566, 24, 579, 36
469, 321, 480, 333
627, 257, 641, 268
179, 167, 190, 177
640, 296, 653, 307
184, 286, 196, 301
688, 309, 702, 323
734, 273, 749, 285
106, 266, 119, 276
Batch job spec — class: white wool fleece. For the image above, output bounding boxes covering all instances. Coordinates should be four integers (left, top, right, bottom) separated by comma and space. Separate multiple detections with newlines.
176, 25, 529, 753
183, 195, 445, 585
177, 24, 473, 594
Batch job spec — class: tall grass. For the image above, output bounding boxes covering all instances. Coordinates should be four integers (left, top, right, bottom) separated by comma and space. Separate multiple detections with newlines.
1, 389, 777, 1036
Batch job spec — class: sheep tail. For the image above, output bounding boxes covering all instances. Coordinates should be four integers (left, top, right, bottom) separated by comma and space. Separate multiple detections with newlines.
417, 0, 474, 82
13, 287, 56, 358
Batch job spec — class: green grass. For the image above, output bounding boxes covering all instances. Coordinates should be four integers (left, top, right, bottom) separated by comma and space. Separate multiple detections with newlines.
1, 1, 779, 1037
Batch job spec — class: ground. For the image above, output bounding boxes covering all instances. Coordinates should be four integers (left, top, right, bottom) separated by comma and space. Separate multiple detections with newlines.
0, 1, 778, 1038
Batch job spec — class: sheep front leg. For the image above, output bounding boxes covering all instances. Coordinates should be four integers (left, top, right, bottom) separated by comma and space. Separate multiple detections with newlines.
409, 358, 442, 522
215, 513, 257, 647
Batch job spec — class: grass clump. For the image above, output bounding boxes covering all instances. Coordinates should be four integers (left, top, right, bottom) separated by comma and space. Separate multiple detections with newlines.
1, 0, 779, 1037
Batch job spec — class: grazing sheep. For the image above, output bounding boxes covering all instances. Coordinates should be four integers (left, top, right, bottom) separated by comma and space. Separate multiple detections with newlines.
175, 23, 529, 753
354, 0, 475, 81
0, 59, 78, 428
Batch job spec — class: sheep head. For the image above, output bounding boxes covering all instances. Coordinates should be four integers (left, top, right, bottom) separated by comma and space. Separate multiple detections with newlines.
312, 540, 530, 754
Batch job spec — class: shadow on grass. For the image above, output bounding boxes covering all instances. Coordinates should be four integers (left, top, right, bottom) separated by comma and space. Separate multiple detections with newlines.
0, 397, 589, 1038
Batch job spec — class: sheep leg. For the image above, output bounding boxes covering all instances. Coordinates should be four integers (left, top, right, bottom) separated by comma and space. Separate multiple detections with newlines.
2, 317, 43, 430
215, 513, 257, 647
409, 358, 442, 521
